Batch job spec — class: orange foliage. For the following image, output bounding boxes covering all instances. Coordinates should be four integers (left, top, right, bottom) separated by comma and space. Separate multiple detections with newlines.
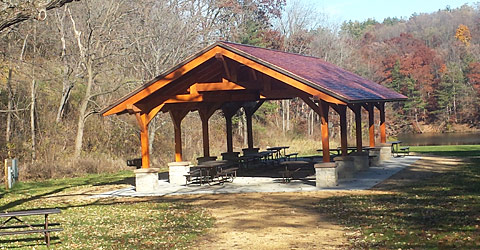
467, 62, 480, 94
455, 24, 472, 46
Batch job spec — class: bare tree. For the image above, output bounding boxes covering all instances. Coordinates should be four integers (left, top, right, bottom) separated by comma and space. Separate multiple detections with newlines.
0, 0, 80, 32
67, 0, 132, 158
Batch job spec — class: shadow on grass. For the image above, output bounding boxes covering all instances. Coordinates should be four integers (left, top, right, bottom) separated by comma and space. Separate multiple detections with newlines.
315, 159, 480, 249
0, 236, 61, 249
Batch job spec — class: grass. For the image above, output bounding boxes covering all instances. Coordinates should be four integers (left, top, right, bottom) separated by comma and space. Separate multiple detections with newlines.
410, 144, 480, 157
315, 145, 480, 249
0, 171, 213, 249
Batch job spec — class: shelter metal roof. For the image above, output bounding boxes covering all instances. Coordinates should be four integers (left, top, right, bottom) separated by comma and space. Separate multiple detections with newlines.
100, 41, 406, 116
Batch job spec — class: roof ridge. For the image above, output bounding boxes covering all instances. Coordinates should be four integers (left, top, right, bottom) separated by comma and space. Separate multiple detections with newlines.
218, 40, 337, 64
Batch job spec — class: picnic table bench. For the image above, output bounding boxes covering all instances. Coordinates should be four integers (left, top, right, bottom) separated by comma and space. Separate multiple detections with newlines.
389, 141, 410, 157
0, 208, 62, 247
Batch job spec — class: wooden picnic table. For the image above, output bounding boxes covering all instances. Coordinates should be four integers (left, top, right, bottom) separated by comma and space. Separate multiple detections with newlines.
0, 208, 63, 247
190, 160, 238, 185
266, 146, 290, 159
317, 147, 373, 157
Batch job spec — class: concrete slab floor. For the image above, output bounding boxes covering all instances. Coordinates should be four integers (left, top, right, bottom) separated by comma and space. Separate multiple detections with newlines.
92, 156, 421, 198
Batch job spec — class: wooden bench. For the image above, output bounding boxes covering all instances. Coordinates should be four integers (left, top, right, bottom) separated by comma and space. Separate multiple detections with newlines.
393, 146, 410, 157
285, 153, 298, 161
0, 208, 63, 247
215, 167, 239, 183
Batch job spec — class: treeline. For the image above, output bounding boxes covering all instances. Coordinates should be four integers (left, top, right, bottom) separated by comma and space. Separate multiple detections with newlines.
0, 1, 479, 179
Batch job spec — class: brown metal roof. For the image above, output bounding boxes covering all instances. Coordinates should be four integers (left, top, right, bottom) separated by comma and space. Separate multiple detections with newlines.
218, 41, 407, 102
100, 41, 406, 116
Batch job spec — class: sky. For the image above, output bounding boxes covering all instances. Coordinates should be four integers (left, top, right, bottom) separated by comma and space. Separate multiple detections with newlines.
303, 0, 476, 23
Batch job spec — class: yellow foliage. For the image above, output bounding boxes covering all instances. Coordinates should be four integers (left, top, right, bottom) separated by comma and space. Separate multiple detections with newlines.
455, 24, 472, 46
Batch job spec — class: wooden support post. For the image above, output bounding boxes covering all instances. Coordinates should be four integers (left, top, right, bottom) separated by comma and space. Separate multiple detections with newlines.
135, 113, 150, 169
222, 104, 242, 153
350, 104, 363, 152
243, 101, 264, 149
225, 115, 233, 152
375, 102, 386, 144
320, 101, 330, 162
169, 108, 190, 162
300, 96, 330, 162
338, 105, 348, 156
129, 103, 165, 169
198, 104, 220, 157
246, 113, 253, 148
366, 103, 375, 147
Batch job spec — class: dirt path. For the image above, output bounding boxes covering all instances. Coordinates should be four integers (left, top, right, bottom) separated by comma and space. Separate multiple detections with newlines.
185, 155, 464, 249
189, 191, 354, 249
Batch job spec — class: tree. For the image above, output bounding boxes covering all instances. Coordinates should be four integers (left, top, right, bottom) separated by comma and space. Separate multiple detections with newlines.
455, 24, 472, 46
68, 0, 132, 158
0, 0, 80, 32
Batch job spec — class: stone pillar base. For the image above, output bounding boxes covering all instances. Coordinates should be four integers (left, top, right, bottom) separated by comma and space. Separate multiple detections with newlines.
314, 162, 337, 187
134, 168, 160, 192
221, 152, 240, 160
350, 152, 369, 171
197, 156, 217, 164
378, 144, 392, 162
242, 148, 259, 155
168, 162, 191, 185
335, 156, 355, 179
369, 148, 381, 166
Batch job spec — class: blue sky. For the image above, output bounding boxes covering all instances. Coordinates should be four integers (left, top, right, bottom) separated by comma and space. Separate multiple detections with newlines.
302, 0, 476, 23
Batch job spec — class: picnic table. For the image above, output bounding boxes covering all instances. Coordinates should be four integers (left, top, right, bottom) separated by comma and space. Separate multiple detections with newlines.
389, 141, 409, 157
0, 208, 63, 247
317, 147, 373, 158
186, 160, 238, 185
267, 146, 290, 160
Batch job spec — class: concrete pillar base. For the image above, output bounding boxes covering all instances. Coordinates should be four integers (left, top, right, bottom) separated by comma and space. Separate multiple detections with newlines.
168, 161, 192, 185
335, 156, 355, 179
369, 148, 381, 166
134, 168, 160, 192
197, 156, 217, 164
378, 144, 392, 162
314, 162, 337, 187
350, 152, 369, 171
221, 152, 240, 160
242, 148, 259, 155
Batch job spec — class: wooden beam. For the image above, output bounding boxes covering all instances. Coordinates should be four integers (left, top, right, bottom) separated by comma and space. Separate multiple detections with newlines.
375, 102, 386, 144
349, 104, 363, 152
133, 113, 150, 168
103, 47, 223, 116
338, 105, 348, 156
365, 103, 375, 147
217, 47, 346, 105
300, 96, 330, 162
215, 53, 231, 79
139, 62, 222, 114
243, 101, 264, 149
198, 103, 222, 157
222, 103, 242, 153
169, 107, 190, 162
164, 94, 203, 103
194, 80, 245, 92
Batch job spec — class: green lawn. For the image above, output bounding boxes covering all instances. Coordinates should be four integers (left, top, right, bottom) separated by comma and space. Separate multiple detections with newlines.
0, 171, 213, 249
316, 145, 480, 249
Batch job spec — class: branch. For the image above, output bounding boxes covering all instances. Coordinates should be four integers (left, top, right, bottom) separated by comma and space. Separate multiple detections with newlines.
0, 108, 29, 113
0, 0, 80, 32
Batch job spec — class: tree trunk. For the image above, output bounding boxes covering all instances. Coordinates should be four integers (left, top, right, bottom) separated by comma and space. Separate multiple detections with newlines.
5, 68, 13, 145
74, 62, 93, 158
30, 22, 37, 162
30, 78, 37, 162
56, 8, 73, 123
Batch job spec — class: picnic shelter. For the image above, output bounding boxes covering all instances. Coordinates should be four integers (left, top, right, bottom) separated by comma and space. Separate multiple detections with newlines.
100, 41, 407, 170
